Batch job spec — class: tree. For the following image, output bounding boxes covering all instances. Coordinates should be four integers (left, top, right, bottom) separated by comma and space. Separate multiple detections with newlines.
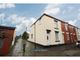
22, 31, 29, 41
22, 31, 29, 56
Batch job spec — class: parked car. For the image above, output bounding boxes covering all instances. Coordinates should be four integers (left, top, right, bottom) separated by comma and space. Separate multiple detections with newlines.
76, 41, 80, 47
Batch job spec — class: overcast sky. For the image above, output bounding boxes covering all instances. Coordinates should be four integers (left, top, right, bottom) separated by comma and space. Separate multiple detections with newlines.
0, 4, 80, 36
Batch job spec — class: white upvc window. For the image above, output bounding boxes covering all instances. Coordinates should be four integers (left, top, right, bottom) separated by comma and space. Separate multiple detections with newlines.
66, 33, 69, 40
65, 24, 68, 31
55, 31, 60, 42
54, 20, 58, 28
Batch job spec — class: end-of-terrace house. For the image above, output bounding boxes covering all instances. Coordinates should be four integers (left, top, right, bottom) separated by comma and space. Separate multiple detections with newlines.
28, 13, 80, 46
0, 25, 16, 56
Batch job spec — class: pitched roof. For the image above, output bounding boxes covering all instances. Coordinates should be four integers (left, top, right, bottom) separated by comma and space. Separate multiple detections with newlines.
31, 13, 79, 28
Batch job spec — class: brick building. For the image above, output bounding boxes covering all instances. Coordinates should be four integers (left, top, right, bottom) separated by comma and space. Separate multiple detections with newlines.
29, 13, 80, 46
0, 26, 16, 55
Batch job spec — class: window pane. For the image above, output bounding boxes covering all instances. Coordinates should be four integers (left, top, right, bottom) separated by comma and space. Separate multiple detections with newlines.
55, 31, 59, 42
65, 24, 68, 31
46, 29, 51, 34
54, 20, 58, 28
47, 36, 49, 40
67, 34, 69, 40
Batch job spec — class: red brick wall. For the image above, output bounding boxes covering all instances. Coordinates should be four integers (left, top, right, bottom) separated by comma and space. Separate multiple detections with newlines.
61, 22, 70, 44
0, 28, 15, 55
68, 25, 77, 43
61, 22, 77, 44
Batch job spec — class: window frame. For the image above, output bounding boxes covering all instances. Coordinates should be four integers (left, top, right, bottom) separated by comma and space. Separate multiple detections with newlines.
54, 20, 58, 28
65, 23, 68, 31
55, 31, 60, 42
46, 29, 51, 34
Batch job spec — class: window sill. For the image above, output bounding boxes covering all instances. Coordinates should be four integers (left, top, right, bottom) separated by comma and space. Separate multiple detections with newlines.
55, 40, 60, 42
54, 28, 59, 29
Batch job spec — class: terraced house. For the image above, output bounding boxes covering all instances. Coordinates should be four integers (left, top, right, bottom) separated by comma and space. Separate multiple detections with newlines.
29, 13, 80, 46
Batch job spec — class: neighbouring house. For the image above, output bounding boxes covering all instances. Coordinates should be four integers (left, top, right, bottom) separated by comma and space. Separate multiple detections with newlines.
29, 13, 80, 46
61, 22, 78, 44
76, 28, 80, 41
0, 25, 16, 56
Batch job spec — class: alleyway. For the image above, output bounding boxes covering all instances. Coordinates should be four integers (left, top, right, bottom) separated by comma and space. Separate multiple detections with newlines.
12, 38, 23, 56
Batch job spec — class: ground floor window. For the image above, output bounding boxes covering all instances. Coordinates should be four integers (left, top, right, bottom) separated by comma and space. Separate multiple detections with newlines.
55, 31, 60, 42
46, 29, 51, 34
67, 34, 69, 40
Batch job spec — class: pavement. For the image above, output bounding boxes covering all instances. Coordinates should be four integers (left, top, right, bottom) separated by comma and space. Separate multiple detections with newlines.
12, 38, 23, 56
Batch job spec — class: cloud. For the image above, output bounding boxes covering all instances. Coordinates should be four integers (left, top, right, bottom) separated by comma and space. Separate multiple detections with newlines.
62, 7, 74, 15
7, 14, 27, 25
0, 13, 5, 19
77, 13, 80, 20
16, 23, 27, 36
67, 20, 77, 25
15, 17, 36, 36
44, 4, 79, 27
0, 13, 5, 25
0, 13, 36, 36
0, 3, 15, 9
5, 14, 36, 36
43, 4, 60, 15
44, 8, 60, 15
78, 9, 80, 12
44, 4, 59, 9
67, 7, 74, 11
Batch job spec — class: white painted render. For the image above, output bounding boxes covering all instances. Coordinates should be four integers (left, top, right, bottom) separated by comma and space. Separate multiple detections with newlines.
76, 28, 80, 41
28, 15, 64, 46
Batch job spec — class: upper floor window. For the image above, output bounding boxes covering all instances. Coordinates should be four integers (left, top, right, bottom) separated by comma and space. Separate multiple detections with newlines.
54, 20, 58, 28
55, 31, 60, 42
65, 24, 68, 31
66, 32, 69, 40
72, 27, 75, 32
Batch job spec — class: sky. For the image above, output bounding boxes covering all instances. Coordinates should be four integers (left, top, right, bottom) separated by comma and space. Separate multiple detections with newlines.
0, 3, 80, 36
